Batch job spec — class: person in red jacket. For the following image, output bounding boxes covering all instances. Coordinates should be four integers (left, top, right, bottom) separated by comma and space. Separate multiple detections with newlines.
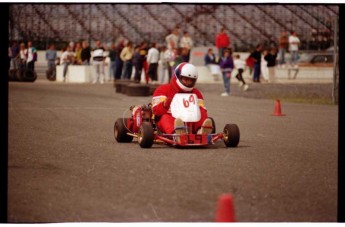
215, 27, 230, 58
151, 62, 213, 136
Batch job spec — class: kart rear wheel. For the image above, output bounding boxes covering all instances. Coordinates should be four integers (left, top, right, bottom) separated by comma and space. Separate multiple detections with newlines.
138, 122, 154, 148
223, 124, 240, 147
114, 118, 133, 143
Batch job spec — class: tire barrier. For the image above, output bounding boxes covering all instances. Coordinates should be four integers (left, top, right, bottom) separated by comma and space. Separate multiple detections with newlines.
8, 69, 18, 81
148, 84, 160, 96
114, 80, 134, 94
126, 84, 150, 97
46, 68, 56, 81
8, 68, 37, 82
115, 80, 161, 97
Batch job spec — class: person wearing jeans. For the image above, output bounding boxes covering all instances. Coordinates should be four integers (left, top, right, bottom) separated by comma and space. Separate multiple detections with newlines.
120, 41, 134, 80
278, 31, 289, 66
288, 31, 300, 68
249, 44, 263, 82
219, 48, 234, 96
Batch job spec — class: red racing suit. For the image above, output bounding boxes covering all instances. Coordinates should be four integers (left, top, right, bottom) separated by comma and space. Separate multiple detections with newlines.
151, 76, 208, 134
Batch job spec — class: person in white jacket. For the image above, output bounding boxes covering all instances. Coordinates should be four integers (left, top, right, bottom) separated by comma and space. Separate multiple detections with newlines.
147, 42, 160, 83
289, 31, 300, 68
92, 40, 106, 84
179, 31, 194, 62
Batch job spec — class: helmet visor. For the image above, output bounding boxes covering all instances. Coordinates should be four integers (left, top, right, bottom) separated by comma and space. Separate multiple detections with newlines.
180, 76, 197, 88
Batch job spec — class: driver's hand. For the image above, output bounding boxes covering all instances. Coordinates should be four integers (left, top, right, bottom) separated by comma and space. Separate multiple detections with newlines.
163, 98, 172, 108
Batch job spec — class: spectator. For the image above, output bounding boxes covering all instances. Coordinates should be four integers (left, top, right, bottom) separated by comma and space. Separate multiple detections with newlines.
92, 40, 106, 84
233, 54, 248, 91
132, 45, 143, 83
139, 41, 149, 84
60, 46, 72, 82
278, 31, 289, 67
81, 40, 91, 65
19, 42, 27, 70
9, 41, 20, 70
215, 27, 230, 58
26, 41, 37, 71
179, 31, 193, 62
204, 48, 221, 81
260, 50, 269, 82
245, 47, 254, 75
114, 39, 125, 80
69, 41, 75, 52
74, 42, 82, 65
165, 27, 180, 80
158, 46, 169, 84
108, 44, 117, 81
165, 47, 175, 83
45, 44, 57, 71
204, 48, 217, 65
165, 27, 180, 50
249, 44, 263, 83
264, 47, 278, 83
219, 48, 234, 96
147, 42, 160, 83
181, 48, 190, 63
172, 48, 184, 74
288, 31, 300, 68
120, 41, 134, 80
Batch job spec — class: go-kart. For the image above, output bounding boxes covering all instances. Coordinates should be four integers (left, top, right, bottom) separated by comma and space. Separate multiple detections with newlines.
114, 93, 240, 148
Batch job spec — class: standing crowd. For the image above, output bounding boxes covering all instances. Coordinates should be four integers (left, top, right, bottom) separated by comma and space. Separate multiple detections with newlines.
9, 28, 300, 96
204, 28, 300, 96
8, 40, 38, 72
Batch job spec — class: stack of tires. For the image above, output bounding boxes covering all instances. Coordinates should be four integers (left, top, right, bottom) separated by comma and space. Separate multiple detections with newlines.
8, 68, 37, 82
115, 80, 159, 97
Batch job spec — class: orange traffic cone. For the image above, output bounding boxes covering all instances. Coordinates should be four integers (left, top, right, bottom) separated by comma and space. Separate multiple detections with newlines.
272, 99, 286, 116
215, 194, 236, 222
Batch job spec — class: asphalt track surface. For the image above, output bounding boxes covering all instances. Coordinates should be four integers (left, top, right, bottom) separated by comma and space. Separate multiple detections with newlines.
8, 80, 338, 222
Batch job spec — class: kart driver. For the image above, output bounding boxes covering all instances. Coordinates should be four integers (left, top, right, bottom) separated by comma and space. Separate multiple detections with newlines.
151, 62, 214, 136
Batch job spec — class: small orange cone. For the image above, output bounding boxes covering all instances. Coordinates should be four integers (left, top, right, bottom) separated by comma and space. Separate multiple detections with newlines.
215, 194, 236, 222
272, 99, 286, 116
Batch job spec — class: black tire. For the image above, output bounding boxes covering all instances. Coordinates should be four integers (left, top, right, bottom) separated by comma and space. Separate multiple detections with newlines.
208, 117, 216, 133
138, 122, 154, 148
126, 84, 150, 96
223, 124, 240, 147
148, 84, 160, 96
114, 118, 133, 143
8, 69, 17, 81
46, 68, 56, 81
15, 69, 24, 81
22, 69, 37, 82
114, 80, 133, 93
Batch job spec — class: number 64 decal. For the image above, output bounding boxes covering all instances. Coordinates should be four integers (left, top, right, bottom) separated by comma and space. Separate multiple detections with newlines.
183, 94, 195, 108
170, 93, 201, 122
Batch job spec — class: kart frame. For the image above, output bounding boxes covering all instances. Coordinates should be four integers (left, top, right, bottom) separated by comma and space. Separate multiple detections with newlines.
114, 103, 240, 148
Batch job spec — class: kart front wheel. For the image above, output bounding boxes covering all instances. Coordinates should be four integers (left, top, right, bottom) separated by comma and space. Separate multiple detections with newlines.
114, 118, 133, 143
138, 122, 154, 148
223, 124, 240, 147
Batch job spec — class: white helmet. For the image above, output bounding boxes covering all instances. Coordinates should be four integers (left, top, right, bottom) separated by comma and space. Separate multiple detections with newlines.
174, 62, 198, 91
